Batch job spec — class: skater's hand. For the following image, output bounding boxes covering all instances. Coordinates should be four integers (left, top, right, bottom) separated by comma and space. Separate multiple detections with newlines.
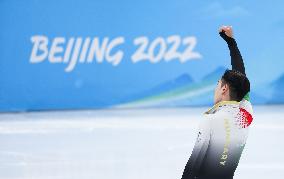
219, 25, 234, 38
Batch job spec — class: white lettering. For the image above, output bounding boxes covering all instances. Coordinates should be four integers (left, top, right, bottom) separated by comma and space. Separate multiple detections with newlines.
29, 35, 202, 72
87, 38, 108, 63
63, 38, 75, 63
49, 37, 65, 63
30, 35, 48, 63
65, 38, 82, 72
105, 37, 124, 66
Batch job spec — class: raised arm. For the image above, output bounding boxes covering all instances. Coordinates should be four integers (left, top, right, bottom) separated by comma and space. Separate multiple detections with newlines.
219, 26, 246, 75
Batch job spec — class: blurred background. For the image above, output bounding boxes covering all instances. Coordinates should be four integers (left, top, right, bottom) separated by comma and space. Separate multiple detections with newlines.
0, 0, 284, 178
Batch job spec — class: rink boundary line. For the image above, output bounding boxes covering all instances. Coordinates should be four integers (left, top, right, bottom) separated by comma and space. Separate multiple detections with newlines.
0, 121, 284, 134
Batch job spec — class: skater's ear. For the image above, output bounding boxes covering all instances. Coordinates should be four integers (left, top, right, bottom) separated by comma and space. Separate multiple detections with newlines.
221, 82, 229, 95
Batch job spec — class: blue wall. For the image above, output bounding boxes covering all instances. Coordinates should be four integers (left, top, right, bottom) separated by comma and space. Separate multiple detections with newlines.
1, 0, 284, 111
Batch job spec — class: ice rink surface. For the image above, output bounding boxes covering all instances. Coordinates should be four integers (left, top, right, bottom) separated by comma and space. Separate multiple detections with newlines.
0, 105, 283, 179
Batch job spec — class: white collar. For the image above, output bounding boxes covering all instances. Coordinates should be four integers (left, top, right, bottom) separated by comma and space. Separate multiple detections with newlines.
204, 100, 239, 114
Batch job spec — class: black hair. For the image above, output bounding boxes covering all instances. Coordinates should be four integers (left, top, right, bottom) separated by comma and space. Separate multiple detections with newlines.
221, 69, 250, 102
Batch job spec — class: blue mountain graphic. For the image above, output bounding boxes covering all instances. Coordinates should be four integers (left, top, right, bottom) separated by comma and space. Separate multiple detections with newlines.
116, 66, 273, 108
268, 74, 284, 103
120, 73, 194, 103
118, 67, 227, 107
202, 66, 227, 82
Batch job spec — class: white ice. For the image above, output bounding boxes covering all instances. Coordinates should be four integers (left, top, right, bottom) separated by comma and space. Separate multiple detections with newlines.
0, 105, 283, 179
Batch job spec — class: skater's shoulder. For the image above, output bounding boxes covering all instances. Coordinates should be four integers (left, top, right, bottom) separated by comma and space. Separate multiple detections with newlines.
204, 100, 240, 115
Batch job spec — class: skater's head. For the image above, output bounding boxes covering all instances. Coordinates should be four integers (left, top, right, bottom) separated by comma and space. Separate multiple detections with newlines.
214, 69, 250, 104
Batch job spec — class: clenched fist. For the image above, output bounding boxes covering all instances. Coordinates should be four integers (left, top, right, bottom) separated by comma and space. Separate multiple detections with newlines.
219, 25, 234, 38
